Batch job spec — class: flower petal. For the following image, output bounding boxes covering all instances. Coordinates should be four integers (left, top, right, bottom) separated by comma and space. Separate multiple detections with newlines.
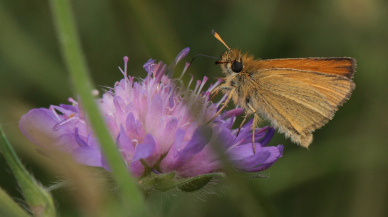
117, 125, 135, 154
20, 108, 68, 146
256, 126, 275, 146
133, 134, 156, 161
72, 145, 103, 167
173, 125, 212, 168
244, 145, 284, 172
232, 145, 284, 172
159, 128, 186, 172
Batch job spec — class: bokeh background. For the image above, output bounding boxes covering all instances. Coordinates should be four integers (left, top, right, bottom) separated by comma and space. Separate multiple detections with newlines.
1, 0, 388, 216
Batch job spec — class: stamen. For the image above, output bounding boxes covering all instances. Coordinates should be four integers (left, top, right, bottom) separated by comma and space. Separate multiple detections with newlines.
197, 76, 208, 96
193, 80, 201, 95
187, 74, 194, 90
216, 94, 228, 108
53, 117, 75, 131
164, 87, 176, 111
207, 78, 223, 93
50, 105, 73, 117
118, 56, 129, 90
123, 56, 129, 78
131, 139, 139, 148
49, 106, 61, 121
179, 62, 191, 80
91, 89, 99, 96
203, 91, 211, 101
68, 97, 78, 105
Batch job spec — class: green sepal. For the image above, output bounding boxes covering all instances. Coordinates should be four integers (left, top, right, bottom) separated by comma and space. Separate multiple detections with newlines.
139, 171, 225, 193
177, 173, 224, 192
140, 171, 179, 193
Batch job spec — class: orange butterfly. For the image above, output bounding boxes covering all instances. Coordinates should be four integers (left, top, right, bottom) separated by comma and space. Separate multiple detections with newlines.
212, 30, 356, 148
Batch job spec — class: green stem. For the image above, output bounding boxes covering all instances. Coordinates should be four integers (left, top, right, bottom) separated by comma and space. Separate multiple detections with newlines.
49, 1, 149, 216
0, 126, 55, 217
0, 188, 30, 217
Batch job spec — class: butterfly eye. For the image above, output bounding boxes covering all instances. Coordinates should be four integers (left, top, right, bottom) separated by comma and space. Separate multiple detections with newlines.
231, 61, 243, 73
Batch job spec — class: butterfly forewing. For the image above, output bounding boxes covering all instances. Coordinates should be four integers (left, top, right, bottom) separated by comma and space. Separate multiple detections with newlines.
255, 58, 356, 79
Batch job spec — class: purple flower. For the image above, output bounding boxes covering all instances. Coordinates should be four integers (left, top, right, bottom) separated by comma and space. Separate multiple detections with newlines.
19, 48, 283, 184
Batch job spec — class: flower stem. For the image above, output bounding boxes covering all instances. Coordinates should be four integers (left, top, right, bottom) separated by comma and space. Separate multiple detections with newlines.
0, 188, 30, 217
48, 1, 149, 216
0, 126, 55, 217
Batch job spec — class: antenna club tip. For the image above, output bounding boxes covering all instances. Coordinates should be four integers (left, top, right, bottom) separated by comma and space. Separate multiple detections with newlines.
212, 31, 231, 50
211, 30, 217, 35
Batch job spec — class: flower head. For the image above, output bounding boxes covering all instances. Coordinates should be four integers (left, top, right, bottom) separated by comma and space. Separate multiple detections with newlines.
19, 48, 283, 190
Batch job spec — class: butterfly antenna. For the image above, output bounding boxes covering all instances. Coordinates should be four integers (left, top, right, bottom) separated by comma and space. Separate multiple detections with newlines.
212, 30, 231, 50
189, 54, 220, 66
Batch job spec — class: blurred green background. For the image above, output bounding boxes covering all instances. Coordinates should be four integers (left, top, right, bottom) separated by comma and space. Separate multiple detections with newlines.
1, 0, 388, 216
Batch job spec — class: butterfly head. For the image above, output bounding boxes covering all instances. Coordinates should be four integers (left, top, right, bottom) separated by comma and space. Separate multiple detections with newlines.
216, 49, 244, 75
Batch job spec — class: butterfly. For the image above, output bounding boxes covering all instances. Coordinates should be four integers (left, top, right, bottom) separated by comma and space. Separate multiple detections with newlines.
211, 30, 356, 148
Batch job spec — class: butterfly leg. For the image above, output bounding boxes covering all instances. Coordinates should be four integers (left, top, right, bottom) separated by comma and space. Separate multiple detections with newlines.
252, 113, 266, 152
247, 103, 261, 153
236, 113, 252, 137
211, 84, 232, 98
206, 87, 235, 124
210, 86, 221, 99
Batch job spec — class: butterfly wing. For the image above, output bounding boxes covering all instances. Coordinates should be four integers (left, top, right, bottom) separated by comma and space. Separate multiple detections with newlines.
255, 57, 356, 79
248, 67, 355, 147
